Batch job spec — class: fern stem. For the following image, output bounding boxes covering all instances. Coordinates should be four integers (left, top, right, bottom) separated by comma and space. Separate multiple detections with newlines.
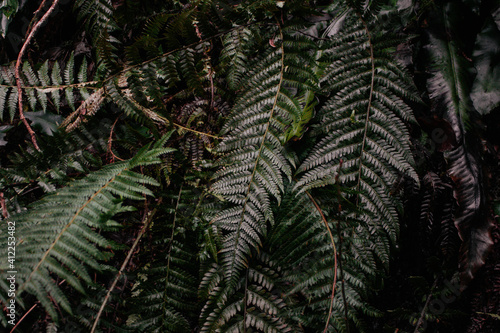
14, 0, 62, 151
107, 116, 125, 162
304, 191, 338, 333
0, 82, 101, 90
354, 15, 376, 206
337, 215, 350, 333
243, 267, 250, 333
91, 198, 162, 333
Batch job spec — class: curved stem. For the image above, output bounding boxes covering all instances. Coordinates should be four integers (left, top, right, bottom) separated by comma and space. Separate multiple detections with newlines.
14, 0, 62, 151
304, 191, 338, 333
90, 199, 162, 333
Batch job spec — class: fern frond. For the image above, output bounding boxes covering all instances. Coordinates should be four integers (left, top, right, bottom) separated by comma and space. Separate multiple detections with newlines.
0, 138, 174, 321
220, 27, 256, 90
199, 255, 298, 333
0, 55, 99, 121
74, 0, 115, 39
268, 188, 381, 332
211, 27, 319, 281
295, 13, 418, 248
125, 184, 202, 333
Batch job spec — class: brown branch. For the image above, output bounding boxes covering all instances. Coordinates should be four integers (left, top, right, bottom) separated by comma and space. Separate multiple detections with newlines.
0, 192, 8, 219
9, 303, 38, 333
414, 278, 439, 333
107, 116, 124, 162
15, 0, 62, 151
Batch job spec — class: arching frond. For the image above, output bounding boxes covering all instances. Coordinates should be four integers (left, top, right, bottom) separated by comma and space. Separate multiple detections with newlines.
295, 12, 418, 247
0, 136, 174, 321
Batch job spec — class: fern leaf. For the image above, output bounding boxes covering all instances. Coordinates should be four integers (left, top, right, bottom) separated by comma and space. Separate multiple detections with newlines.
0, 139, 174, 321
211, 28, 320, 281
64, 53, 76, 111
295, 14, 418, 247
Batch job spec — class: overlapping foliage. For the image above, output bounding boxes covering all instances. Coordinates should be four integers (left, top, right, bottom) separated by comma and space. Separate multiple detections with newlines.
0, 0, 498, 332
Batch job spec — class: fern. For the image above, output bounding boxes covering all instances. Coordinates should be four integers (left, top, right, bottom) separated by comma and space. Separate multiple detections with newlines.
295, 11, 419, 245
0, 53, 98, 121
269, 187, 381, 332
74, 0, 115, 40
124, 185, 202, 333
0, 120, 110, 196
0, 135, 174, 322
211, 27, 318, 281
3, 0, 491, 331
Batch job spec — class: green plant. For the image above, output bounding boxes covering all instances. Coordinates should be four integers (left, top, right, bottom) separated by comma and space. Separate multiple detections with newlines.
0, 0, 498, 332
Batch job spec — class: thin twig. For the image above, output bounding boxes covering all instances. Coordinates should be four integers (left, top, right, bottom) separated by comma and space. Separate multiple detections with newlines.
14, 0, 62, 151
107, 116, 124, 162
414, 278, 439, 333
90, 198, 162, 333
0, 192, 8, 219
9, 303, 38, 333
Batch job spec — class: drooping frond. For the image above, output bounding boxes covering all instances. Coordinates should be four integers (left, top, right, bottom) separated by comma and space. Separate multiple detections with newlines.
295, 11, 419, 245
199, 254, 299, 333
219, 27, 256, 91
0, 136, 174, 322
268, 186, 381, 332
0, 119, 111, 194
211, 28, 318, 281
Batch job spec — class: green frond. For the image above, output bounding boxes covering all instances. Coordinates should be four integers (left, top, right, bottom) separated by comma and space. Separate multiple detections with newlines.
220, 27, 256, 90
74, 0, 115, 39
0, 141, 174, 322
126, 239, 198, 333
0, 55, 99, 121
211, 28, 320, 280
295, 14, 418, 248
199, 256, 299, 333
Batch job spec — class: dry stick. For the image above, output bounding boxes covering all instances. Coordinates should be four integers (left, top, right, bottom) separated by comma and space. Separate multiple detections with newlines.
9, 303, 38, 333
413, 278, 439, 333
107, 116, 125, 162
90, 199, 162, 333
0, 192, 8, 218
14, 0, 61, 151
304, 191, 338, 333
